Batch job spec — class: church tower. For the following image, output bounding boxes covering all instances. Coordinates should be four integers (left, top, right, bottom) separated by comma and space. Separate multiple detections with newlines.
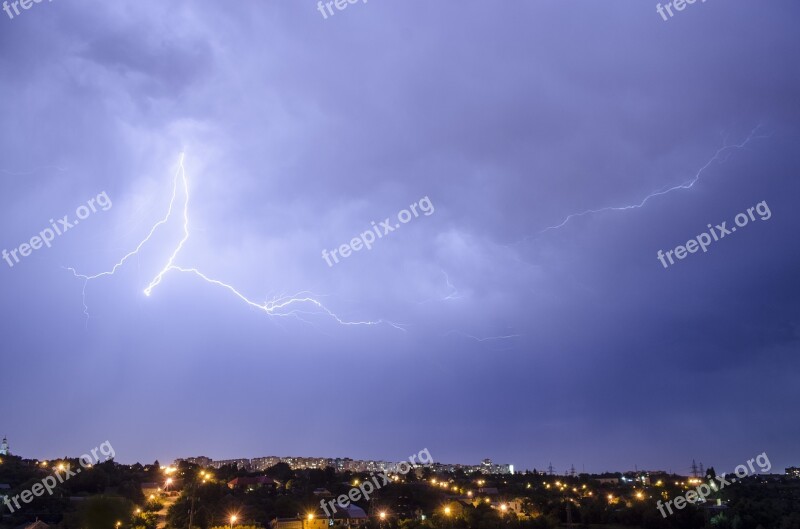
0, 436, 9, 455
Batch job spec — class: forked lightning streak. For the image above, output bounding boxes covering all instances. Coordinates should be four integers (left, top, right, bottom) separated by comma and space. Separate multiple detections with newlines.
68, 154, 403, 330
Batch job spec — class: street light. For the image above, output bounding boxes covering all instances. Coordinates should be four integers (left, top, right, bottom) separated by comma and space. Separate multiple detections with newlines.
444, 507, 451, 516
230, 515, 237, 529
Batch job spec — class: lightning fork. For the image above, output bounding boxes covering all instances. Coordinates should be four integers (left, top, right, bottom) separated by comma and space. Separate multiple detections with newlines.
68, 154, 402, 330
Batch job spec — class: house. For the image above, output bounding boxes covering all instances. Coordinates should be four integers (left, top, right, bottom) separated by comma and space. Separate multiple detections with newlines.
272, 519, 303, 529
227, 476, 278, 492
141, 482, 161, 497
21, 521, 51, 529
0, 483, 10, 506
442, 501, 469, 518
314, 504, 369, 527
331, 504, 368, 526
703, 500, 729, 524
594, 477, 619, 485
271, 517, 329, 529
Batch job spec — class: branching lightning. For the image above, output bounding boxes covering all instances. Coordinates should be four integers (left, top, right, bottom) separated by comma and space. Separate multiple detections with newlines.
441, 271, 462, 301
68, 154, 403, 330
538, 126, 768, 235
418, 270, 463, 304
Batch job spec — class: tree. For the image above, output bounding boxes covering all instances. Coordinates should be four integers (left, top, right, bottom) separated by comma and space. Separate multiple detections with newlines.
273, 495, 301, 518
118, 479, 146, 505
77, 495, 135, 529
265, 463, 294, 483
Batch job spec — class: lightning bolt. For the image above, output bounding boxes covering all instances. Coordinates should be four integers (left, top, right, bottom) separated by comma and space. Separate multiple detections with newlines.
417, 270, 463, 304
538, 126, 768, 235
444, 330, 522, 349
441, 271, 462, 301
445, 330, 522, 342
68, 154, 404, 331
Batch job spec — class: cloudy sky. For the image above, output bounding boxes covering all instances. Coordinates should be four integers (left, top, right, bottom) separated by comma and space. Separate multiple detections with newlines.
1, 0, 798, 475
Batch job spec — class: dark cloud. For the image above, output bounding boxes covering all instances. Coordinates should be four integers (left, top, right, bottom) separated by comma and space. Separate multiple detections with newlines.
0, 0, 798, 474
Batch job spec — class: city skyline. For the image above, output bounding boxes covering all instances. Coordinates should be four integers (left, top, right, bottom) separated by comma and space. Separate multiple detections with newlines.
3, 435, 794, 478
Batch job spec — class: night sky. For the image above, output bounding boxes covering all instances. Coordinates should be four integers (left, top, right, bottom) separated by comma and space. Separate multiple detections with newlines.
1, 0, 798, 475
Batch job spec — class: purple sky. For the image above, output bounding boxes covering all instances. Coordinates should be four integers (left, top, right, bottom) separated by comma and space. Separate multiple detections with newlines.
1, 0, 799, 475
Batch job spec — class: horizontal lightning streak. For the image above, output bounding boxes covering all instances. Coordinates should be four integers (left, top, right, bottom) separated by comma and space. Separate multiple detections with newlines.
445, 330, 522, 342
168, 266, 399, 328
538, 126, 767, 235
